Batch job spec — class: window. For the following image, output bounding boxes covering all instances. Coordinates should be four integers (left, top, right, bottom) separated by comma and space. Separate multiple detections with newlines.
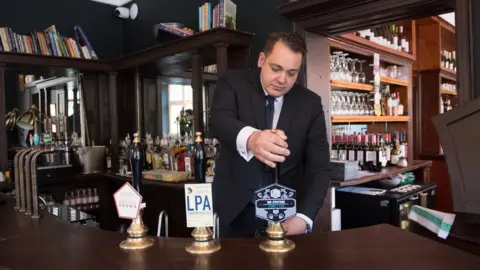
168, 84, 193, 134
67, 81, 80, 117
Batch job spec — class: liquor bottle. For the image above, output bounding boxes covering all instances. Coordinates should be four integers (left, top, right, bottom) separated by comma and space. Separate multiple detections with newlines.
440, 96, 445, 113
399, 26, 407, 52
347, 135, 355, 161
63, 192, 70, 206
379, 135, 388, 168
105, 147, 112, 171
444, 51, 450, 70
452, 51, 457, 72
385, 133, 392, 165
390, 133, 400, 165
392, 25, 398, 51
354, 134, 363, 166
69, 191, 76, 207
331, 135, 339, 160
397, 92, 404, 116
93, 188, 100, 209
338, 134, 347, 161
399, 132, 406, 158
441, 51, 446, 68
366, 134, 376, 171
193, 132, 207, 183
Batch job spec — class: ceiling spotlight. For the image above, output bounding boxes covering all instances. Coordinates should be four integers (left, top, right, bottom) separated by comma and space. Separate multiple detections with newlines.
114, 3, 138, 20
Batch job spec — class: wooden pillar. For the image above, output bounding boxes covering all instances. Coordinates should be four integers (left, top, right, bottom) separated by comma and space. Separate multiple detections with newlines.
156, 76, 163, 136
455, 0, 475, 104
215, 42, 229, 76
98, 74, 107, 145
191, 51, 204, 134
109, 72, 119, 172
134, 71, 144, 138
0, 64, 6, 170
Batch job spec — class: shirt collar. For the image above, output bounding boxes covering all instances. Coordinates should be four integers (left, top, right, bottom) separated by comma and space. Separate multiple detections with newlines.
260, 76, 284, 104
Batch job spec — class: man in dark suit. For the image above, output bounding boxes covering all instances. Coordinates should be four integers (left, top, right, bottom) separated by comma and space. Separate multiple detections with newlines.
210, 32, 331, 238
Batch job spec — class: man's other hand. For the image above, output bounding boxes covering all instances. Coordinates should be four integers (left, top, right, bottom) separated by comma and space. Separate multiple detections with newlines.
283, 216, 307, 235
247, 130, 290, 168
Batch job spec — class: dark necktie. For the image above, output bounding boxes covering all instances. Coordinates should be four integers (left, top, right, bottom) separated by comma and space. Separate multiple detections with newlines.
265, 95, 275, 129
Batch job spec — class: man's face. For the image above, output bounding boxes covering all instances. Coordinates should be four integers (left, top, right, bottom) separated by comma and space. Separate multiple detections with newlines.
258, 41, 302, 97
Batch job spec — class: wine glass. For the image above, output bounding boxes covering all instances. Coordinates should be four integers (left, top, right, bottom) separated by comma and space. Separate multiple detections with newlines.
358, 60, 366, 83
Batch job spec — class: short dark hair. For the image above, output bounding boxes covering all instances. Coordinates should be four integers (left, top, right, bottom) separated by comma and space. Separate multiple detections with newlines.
262, 32, 307, 58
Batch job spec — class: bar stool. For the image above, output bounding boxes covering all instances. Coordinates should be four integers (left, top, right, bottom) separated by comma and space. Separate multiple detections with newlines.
157, 210, 169, 237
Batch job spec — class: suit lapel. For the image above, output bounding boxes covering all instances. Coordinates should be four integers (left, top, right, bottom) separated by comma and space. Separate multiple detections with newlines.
249, 70, 266, 130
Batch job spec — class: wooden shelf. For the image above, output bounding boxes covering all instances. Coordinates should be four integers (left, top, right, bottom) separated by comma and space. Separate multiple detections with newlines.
440, 89, 457, 96
332, 115, 410, 123
331, 80, 373, 91
113, 28, 254, 71
331, 160, 432, 186
338, 34, 416, 63
380, 76, 409, 87
440, 67, 457, 80
0, 51, 111, 72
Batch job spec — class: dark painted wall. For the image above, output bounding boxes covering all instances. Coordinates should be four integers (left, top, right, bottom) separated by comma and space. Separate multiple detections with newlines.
122, 0, 292, 68
473, 1, 480, 98
0, 0, 123, 60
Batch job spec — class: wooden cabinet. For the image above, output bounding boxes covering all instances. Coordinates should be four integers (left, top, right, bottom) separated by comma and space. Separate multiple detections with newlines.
415, 16, 457, 158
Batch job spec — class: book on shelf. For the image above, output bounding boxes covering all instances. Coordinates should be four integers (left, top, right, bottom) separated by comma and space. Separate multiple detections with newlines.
0, 24, 98, 60
203, 64, 217, 73
198, 0, 237, 32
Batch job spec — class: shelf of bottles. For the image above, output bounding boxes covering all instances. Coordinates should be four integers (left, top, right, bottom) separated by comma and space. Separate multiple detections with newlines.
330, 50, 407, 121
62, 188, 100, 212
345, 22, 415, 61
331, 131, 408, 173
440, 50, 457, 74
111, 132, 219, 182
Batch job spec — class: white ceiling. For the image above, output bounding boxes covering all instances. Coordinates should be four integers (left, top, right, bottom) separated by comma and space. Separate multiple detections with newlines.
89, 0, 133, 6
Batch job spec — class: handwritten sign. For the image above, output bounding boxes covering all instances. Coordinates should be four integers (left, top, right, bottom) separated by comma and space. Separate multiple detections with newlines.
113, 182, 142, 220
184, 183, 214, 228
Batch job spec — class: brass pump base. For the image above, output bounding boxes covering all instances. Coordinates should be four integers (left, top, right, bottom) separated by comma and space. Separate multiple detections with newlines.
259, 222, 295, 253
120, 211, 155, 250
185, 227, 221, 254
120, 236, 155, 250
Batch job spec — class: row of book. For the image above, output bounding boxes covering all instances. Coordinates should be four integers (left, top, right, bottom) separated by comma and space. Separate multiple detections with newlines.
0, 25, 98, 60
199, 0, 237, 32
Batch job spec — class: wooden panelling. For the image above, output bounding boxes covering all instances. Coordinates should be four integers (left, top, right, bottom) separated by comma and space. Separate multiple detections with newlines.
430, 160, 453, 212
418, 70, 442, 156
143, 78, 158, 136
97, 74, 110, 145
417, 23, 441, 71
0, 64, 6, 170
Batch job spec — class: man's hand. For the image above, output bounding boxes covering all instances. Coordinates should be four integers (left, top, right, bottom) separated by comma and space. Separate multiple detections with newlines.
247, 130, 290, 168
283, 216, 307, 235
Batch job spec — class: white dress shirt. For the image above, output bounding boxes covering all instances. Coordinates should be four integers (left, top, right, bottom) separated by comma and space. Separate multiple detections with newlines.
235, 81, 313, 232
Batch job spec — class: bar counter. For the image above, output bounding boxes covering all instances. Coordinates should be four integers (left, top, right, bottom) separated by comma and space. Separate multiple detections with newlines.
1, 199, 479, 269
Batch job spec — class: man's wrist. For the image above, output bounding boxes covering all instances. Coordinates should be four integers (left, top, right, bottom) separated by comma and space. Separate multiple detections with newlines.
296, 213, 313, 233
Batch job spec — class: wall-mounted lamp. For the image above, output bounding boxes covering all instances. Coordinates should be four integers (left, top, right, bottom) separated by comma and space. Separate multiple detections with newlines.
114, 3, 138, 20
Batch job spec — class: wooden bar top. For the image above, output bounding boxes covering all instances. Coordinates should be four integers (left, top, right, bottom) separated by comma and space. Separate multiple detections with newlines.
1, 199, 479, 269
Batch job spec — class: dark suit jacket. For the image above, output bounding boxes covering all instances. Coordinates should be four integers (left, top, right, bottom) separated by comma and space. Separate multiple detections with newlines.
210, 69, 331, 227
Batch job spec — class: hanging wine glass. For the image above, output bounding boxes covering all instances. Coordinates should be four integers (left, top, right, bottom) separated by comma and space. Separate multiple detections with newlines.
358, 60, 366, 84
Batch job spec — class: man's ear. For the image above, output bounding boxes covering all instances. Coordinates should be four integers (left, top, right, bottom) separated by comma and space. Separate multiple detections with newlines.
258, 52, 266, 68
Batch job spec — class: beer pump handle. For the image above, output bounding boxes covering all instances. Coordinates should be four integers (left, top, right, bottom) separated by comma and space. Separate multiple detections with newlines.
131, 132, 144, 194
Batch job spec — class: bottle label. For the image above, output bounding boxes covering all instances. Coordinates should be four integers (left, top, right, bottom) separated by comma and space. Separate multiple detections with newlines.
185, 157, 192, 176
331, 150, 338, 160
400, 145, 405, 158
357, 151, 364, 165
107, 157, 112, 169
386, 146, 391, 162
339, 150, 347, 160
380, 150, 387, 167
348, 150, 356, 161
367, 151, 376, 162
